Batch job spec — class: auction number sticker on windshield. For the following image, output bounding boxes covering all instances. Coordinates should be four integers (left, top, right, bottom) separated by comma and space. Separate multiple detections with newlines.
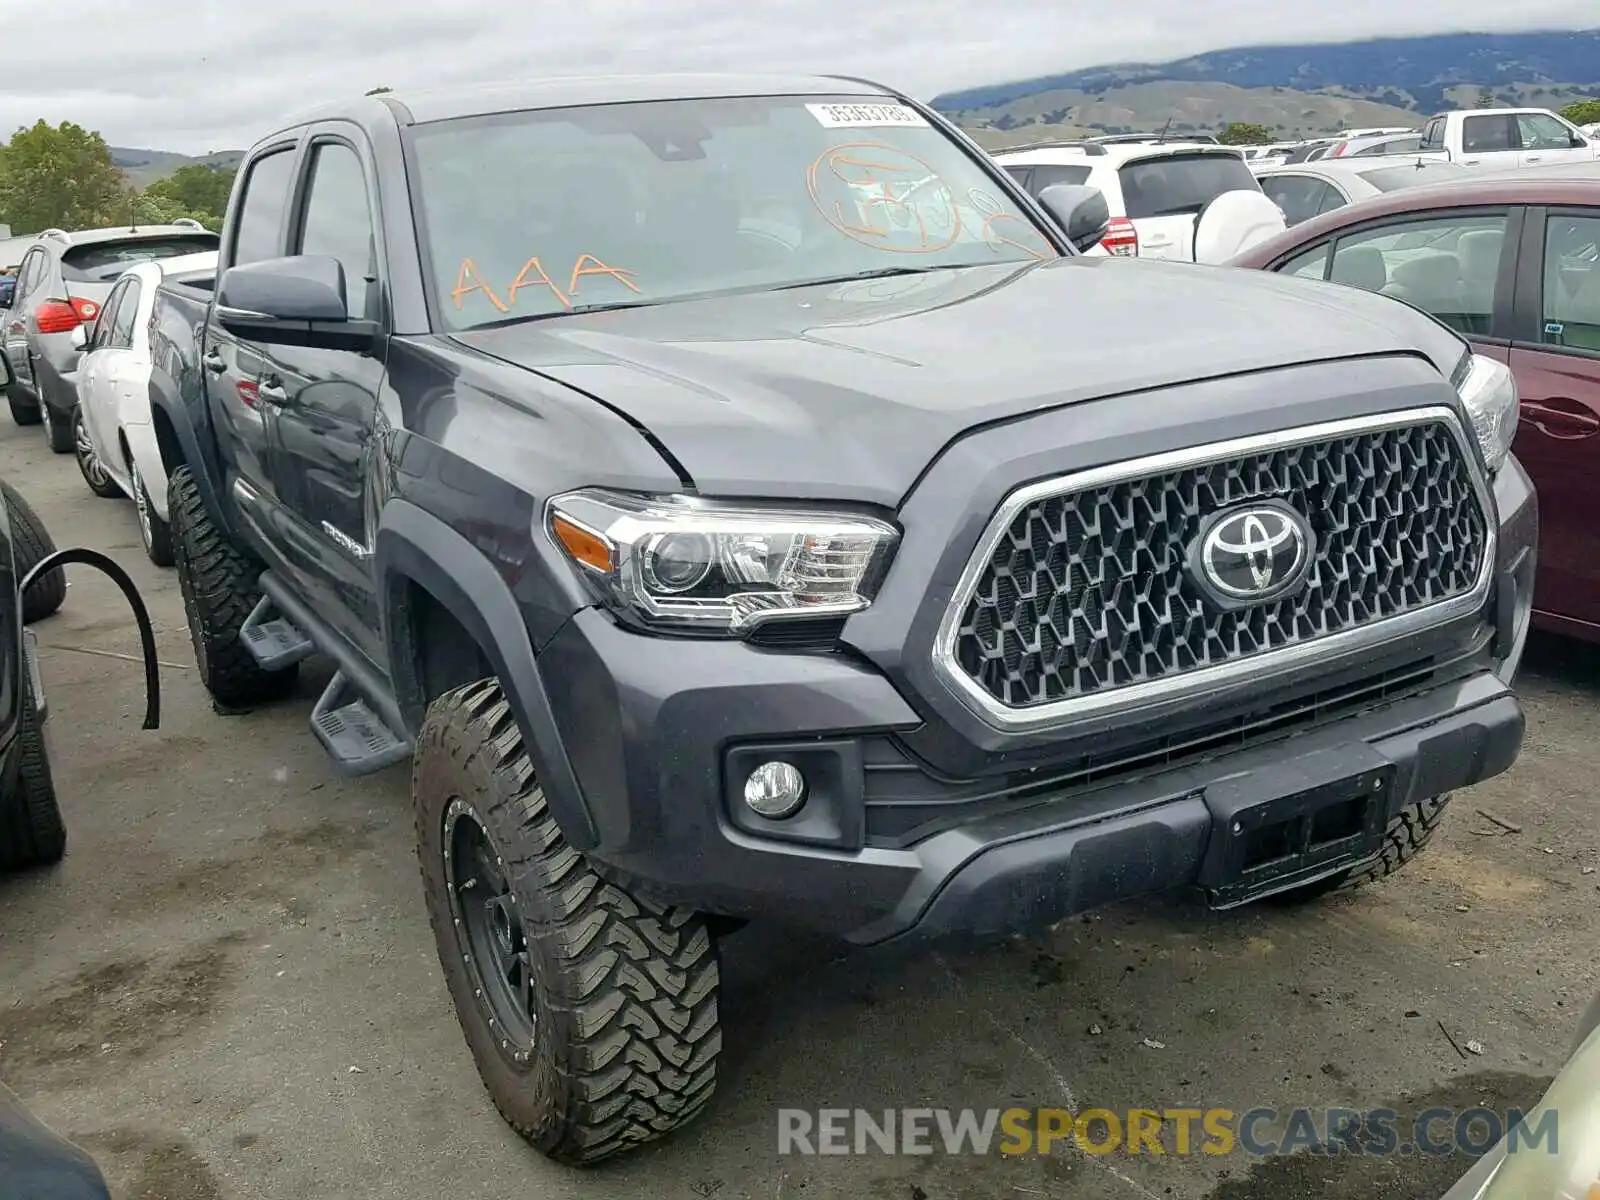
807, 102, 929, 128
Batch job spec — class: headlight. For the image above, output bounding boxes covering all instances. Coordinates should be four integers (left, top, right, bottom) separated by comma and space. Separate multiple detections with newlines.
545, 489, 899, 634
1455, 352, 1519, 474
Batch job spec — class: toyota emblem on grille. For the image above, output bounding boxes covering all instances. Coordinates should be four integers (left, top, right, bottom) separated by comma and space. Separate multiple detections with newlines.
1190, 501, 1315, 608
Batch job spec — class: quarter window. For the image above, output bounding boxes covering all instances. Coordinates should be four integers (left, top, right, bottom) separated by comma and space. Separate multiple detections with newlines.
1324, 213, 1508, 335
231, 149, 297, 267
1540, 213, 1600, 354
295, 142, 378, 319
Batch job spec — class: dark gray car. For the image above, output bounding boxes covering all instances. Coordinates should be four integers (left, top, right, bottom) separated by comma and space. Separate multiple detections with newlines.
2, 222, 218, 451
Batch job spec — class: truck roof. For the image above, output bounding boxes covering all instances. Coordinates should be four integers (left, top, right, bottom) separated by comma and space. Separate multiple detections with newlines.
273, 72, 898, 138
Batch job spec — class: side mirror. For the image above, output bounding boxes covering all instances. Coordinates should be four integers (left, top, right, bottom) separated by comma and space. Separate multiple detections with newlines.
216, 255, 377, 352
1036, 184, 1111, 254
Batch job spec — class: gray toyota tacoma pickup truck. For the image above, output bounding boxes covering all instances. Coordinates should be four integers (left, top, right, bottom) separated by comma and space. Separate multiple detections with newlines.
142, 74, 1535, 1164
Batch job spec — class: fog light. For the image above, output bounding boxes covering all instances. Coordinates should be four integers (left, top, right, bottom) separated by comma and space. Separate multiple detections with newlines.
743, 761, 806, 819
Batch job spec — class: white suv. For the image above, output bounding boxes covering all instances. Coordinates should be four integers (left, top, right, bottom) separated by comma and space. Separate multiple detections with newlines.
991, 141, 1286, 264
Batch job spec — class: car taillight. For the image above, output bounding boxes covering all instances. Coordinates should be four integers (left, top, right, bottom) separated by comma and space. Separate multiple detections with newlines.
1101, 217, 1139, 257
69, 296, 99, 323
32, 299, 80, 333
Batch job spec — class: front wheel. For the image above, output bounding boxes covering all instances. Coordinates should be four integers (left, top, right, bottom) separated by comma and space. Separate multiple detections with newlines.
414, 679, 722, 1165
1, 482, 66, 624
74, 407, 121, 499
0, 682, 64, 871
1270, 794, 1452, 904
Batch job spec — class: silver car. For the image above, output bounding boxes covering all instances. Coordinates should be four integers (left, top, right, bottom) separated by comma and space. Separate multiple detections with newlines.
1256, 157, 1471, 226
2, 221, 218, 451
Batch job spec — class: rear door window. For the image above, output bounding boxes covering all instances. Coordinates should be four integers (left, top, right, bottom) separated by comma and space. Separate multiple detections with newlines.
1118, 152, 1258, 218
1259, 175, 1332, 226
1326, 212, 1509, 334
1461, 114, 1516, 154
1540, 213, 1600, 354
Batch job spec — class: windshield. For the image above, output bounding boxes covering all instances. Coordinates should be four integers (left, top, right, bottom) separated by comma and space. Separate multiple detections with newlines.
407, 95, 1058, 331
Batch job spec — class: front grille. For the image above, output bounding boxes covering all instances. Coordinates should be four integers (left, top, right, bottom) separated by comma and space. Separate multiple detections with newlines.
947, 416, 1488, 713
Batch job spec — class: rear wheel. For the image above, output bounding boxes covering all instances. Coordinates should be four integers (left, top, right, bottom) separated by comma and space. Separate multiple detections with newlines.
131, 461, 174, 566
0, 682, 64, 871
415, 679, 722, 1165
2, 482, 66, 624
169, 466, 296, 707
1270, 794, 1451, 904
74, 407, 121, 499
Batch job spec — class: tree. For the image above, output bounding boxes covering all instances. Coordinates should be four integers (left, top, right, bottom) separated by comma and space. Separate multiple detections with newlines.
365, 86, 393, 95
1475, 88, 1498, 108
0, 120, 127, 234
1560, 99, 1600, 126
1217, 122, 1271, 145
143, 164, 235, 221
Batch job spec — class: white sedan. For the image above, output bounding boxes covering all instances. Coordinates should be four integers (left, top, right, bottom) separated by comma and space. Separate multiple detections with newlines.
72, 251, 217, 565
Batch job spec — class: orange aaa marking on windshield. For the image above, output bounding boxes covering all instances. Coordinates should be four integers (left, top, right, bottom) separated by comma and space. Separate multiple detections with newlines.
453, 255, 640, 312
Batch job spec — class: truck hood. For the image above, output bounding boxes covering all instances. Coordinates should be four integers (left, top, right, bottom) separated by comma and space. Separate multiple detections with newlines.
452, 256, 1465, 507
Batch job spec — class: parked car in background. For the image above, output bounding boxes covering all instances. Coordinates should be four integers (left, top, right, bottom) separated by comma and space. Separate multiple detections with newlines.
1414, 107, 1598, 168
1088, 131, 1221, 146
991, 140, 1285, 261
1282, 139, 1340, 164
1256, 158, 1470, 225
2, 221, 219, 451
1325, 131, 1423, 158
72, 251, 219, 566
1231, 168, 1600, 642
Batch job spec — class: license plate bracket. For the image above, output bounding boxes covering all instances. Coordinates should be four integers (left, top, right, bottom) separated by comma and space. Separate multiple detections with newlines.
1199, 744, 1394, 907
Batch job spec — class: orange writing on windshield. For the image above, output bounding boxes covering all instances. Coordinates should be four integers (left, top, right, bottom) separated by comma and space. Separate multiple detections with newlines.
454, 254, 641, 313
806, 142, 961, 253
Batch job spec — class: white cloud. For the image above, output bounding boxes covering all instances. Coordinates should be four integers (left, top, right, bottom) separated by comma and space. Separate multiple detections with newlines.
0, 0, 1594, 152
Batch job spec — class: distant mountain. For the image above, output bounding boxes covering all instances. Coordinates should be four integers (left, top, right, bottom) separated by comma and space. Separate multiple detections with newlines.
932, 29, 1600, 117
109, 146, 245, 190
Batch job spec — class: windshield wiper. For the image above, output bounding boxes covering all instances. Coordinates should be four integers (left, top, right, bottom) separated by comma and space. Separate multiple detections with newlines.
770, 265, 955, 292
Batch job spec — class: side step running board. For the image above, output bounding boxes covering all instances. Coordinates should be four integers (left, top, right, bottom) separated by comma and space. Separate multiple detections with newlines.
311, 670, 412, 777
238, 582, 413, 777
239, 595, 315, 671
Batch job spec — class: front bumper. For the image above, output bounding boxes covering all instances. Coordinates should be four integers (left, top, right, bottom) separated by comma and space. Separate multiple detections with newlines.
541, 453, 1536, 946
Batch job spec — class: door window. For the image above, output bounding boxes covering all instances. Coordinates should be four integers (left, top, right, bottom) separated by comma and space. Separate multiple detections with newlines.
1460, 114, 1516, 155
1325, 212, 1509, 334
1315, 184, 1348, 215
231, 149, 297, 267
1025, 164, 1093, 196
110, 279, 142, 348
15, 249, 44, 302
1518, 113, 1579, 152
1278, 243, 1331, 280
1259, 175, 1333, 226
1540, 213, 1600, 354
295, 142, 379, 319
90, 280, 126, 350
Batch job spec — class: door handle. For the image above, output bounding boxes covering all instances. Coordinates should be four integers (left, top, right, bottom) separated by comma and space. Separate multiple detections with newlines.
256, 381, 289, 407
1525, 155, 1543, 163
1522, 399, 1600, 440
202, 348, 226, 374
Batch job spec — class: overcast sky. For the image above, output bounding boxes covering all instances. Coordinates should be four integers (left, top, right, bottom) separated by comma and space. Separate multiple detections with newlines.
1, 1, 1596, 153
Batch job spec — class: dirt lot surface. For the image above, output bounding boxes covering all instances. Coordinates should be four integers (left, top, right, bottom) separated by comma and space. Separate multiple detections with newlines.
1, 417, 1596, 1200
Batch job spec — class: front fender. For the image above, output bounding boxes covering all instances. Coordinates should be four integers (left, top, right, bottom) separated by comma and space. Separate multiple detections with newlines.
374, 499, 599, 851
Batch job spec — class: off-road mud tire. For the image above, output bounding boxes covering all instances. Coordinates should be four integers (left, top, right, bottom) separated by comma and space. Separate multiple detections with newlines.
414, 678, 722, 1166
2, 481, 65, 624
0, 683, 63, 870
168, 466, 296, 707
1271, 794, 1451, 905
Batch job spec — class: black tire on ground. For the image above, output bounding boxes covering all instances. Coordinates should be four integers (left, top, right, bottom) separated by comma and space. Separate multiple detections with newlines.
0, 680, 64, 870
131, 461, 174, 567
1270, 794, 1451, 905
168, 466, 296, 707
39, 392, 72, 455
74, 407, 122, 499
7, 388, 40, 426
2, 482, 66, 624
415, 679, 722, 1166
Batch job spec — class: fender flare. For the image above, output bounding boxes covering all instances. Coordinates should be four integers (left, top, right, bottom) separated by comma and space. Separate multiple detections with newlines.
374, 499, 599, 851
146, 376, 230, 536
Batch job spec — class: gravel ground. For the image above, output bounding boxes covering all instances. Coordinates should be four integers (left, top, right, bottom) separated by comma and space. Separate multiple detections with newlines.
1, 416, 1596, 1200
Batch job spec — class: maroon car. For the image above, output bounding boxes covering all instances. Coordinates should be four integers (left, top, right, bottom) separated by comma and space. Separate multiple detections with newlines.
1232, 167, 1600, 642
